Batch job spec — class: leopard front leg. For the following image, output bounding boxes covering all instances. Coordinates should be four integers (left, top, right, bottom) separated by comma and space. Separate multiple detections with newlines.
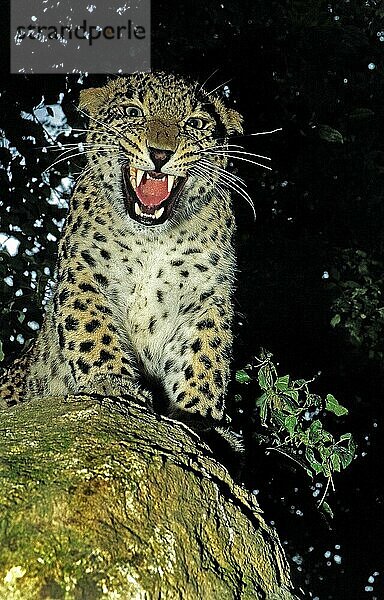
54, 280, 152, 407
163, 302, 232, 429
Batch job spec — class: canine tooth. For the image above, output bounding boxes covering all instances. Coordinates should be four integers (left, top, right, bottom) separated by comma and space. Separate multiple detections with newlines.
130, 167, 136, 177
167, 175, 175, 193
155, 207, 165, 219
134, 202, 142, 216
130, 176, 136, 189
136, 169, 145, 187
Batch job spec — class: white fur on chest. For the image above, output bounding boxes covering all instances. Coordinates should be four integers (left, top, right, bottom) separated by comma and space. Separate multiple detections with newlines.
104, 227, 231, 379
127, 252, 184, 376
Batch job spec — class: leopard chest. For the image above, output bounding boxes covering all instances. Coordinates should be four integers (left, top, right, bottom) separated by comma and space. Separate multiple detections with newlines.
105, 231, 229, 376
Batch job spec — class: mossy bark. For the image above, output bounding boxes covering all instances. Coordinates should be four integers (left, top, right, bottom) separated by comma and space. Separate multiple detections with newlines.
0, 396, 300, 599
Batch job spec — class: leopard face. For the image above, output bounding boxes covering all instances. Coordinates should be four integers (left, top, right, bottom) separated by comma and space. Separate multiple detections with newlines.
79, 72, 243, 231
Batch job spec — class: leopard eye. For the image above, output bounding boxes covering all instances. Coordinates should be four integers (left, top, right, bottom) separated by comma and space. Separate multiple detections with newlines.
186, 117, 206, 130
124, 105, 144, 118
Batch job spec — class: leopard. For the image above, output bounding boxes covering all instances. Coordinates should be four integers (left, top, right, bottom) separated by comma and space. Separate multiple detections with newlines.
0, 71, 246, 434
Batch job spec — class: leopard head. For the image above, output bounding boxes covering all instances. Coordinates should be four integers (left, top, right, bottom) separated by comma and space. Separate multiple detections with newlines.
79, 72, 243, 229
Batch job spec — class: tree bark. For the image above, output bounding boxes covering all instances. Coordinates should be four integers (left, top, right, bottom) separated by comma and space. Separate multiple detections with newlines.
0, 395, 300, 599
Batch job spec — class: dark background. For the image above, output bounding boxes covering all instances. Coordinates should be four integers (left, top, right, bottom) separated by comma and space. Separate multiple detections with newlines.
1, 1, 383, 598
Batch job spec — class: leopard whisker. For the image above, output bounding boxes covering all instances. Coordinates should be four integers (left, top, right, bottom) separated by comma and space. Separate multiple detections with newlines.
205, 143, 245, 151
203, 79, 232, 99
40, 143, 118, 153
69, 127, 119, 140
202, 168, 252, 206
206, 143, 271, 159
204, 153, 272, 171
190, 165, 228, 203
70, 128, 95, 132
201, 149, 272, 162
197, 160, 256, 219
196, 69, 220, 95
45, 144, 116, 161
73, 164, 92, 182
199, 160, 249, 188
66, 127, 120, 140
43, 149, 111, 174
199, 158, 248, 186
66, 128, 89, 134
227, 127, 283, 139
198, 159, 253, 198
199, 158, 248, 185
250, 128, 283, 136
74, 154, 115, 182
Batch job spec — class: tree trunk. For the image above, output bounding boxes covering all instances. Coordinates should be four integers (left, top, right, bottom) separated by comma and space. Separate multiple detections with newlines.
0, 395, 300, 599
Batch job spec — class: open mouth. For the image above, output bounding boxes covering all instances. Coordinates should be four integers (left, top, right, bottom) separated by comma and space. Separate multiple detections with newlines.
122, 166, 187, 226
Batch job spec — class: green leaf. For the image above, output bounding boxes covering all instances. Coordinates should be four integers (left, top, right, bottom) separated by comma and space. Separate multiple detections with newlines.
305, 447, 323, 474
235, 369, 252, 384
338, 448, 354, 469
279, 398, 297, 414
331, 453, 341, 472
348, 437, 356, 455
284, 415, 297, 435
258, 366, 273, 390
275, 375, 290, 390
325, 394, 349, 416
0, 340, 3, 362
271, 408, 285, 428
309, 419, 323, 443
318, 444, 332, 461
320, 430, 334, 443
257, 369, 266, 389
336, 435, 356, 469
256, 393, 269, 425
320, 501, 334, 519
255, 392, 266, 407
282, 389, 299, 403
298, 430, 310, 445
330, 314, 341, 327
318, 125, 344, 144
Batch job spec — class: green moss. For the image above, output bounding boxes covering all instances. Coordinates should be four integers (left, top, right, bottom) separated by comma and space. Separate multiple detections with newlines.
0, 396, 298, 599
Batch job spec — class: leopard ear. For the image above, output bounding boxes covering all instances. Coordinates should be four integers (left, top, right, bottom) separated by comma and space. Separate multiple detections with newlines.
78, 86, 109, 116
212, 98, 243, 136
224, 108, 243, 136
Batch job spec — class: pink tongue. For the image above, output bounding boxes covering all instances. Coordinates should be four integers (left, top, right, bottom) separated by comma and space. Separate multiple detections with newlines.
136, 176, 170, 207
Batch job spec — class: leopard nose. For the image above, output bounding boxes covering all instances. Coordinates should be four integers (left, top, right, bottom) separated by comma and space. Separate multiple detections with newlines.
148, 147, 174, 171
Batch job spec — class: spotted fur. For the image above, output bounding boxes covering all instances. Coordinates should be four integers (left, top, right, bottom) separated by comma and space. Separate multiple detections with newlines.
0, 72, 244, 431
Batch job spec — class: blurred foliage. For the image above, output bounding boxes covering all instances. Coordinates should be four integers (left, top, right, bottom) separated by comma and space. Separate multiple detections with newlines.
329, 249, 384, 360
0, 77, 92, 364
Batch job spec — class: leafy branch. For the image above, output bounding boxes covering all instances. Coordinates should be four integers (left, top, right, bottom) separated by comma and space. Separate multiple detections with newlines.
236, 350, 356, 516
